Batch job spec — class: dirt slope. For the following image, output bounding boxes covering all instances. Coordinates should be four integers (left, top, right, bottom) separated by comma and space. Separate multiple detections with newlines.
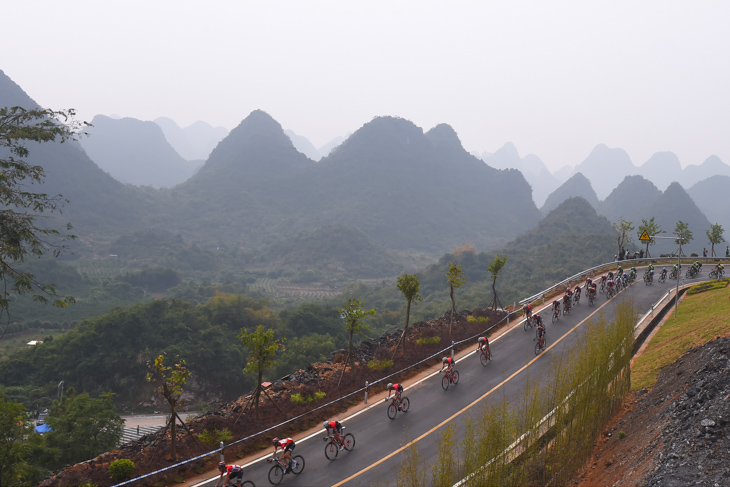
575, 334, 730, 486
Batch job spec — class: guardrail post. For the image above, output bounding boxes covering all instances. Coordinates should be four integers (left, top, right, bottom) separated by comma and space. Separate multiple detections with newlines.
451, 341, 455, 360
220, 440, 224, 462
364, 381, 369, 404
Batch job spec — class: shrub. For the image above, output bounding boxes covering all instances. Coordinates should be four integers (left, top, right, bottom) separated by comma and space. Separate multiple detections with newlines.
197, 428, 233, 446
367, 359, 394, 370
416, 336, 441, 345
290, 390, 326, 404
618, 431, 626, 439
108, 459, 135, 481
467, 316, 490, 323
687, 279, 729, 295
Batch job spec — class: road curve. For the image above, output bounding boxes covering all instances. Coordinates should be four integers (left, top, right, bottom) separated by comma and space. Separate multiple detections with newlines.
196, 267, 713, 487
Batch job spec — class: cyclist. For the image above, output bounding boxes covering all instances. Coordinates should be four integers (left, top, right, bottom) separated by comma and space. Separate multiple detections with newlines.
587, 282, 597, 300
535, 317, 546, 343
441, 356, 455, 374
693, 261, 702, 273
552, 299, 561, 316
522, 303, 533, 321
616, 266, 624, 278
215, 461, 244, 487
323, 420, 344, 449
533, 314, 544, 329
607, 270, 614, 282
715, 263, 725, 276
607, 278, 615, 294
573, 284, 582, 302
562, 290, 572, 312
476, 336, 491, 356
270, 437, 297, 473
672, 263, 680, 277
386, 382, 403, 402
660, 267, 668, 280
629, 267, 637, 281
585, 277, 593, 289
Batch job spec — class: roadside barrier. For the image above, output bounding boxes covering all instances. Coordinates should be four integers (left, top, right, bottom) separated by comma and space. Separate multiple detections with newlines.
114, 257, 727, 486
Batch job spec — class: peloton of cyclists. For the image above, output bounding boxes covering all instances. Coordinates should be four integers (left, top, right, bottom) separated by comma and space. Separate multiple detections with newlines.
215, 461, 245, 487
270, 437, 297, 473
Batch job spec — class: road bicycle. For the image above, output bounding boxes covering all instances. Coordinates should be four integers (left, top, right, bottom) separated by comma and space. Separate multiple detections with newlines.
562, 300, 571, 316
477, 345, 492, 365
524, 314, 533, 331
644, 272, 653, 285
587, 289, 596, 307
709, 268, 725, 279
534, 330, 546, 355
385, 395, 410, 420
441, 368, 460, 390
606, 284, 615, 299
658, 269, 667, 283
323, 427, 355, 460
599, 279, 606, 293
669, 268, 679, 280
686, 267, 697, 278
573, 290, 581, 305
267, 452, 305, 485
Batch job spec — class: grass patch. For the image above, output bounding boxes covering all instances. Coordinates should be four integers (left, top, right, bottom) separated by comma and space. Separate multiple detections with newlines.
416, 336, 441, 345
367, 358, 393, 370
289, 390, 326, 404
631, 283, 730, 390
467, 316, 489, 323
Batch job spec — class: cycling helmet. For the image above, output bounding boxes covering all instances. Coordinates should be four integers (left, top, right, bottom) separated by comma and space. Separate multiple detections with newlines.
387, 382, 393, 389
442, 357, 448, 363
218, 461, 226, 471
323, 421, 328, 429
272, 437, 279, 445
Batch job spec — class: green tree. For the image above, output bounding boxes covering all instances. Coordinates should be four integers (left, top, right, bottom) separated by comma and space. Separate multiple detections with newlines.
446, 263, 466, 341
238, 325, 283, 419
337, 297, 375, 386
0, 107, 86, 336
612, 218, 634, 258
487, 255, 508, 310
0, 391, 37, 486
637, 217, 663, 258
146, 354, 190, 461
706, 223, 725, 257
43, 390, 123, 470
674, 220, 693, 256
395, 274, 422, 356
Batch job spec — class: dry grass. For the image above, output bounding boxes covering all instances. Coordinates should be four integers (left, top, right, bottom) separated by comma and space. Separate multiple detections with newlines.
631, 283, 730, 390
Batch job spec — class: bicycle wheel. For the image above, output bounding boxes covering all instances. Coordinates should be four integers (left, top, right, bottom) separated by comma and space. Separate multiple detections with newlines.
343, 433, 356, 451
242, 481, 255, 487
387, 403, 397, 420
268, 465, 284, 485
291, 455, 305, 475
400, 397, 410, 413
441, 375, 450, 390
452, 370, 460, 384
324, 441, 338, 460
480, 350, 489, 365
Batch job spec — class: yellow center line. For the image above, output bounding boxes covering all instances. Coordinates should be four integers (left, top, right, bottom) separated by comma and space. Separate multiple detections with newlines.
331, 302, 609, 487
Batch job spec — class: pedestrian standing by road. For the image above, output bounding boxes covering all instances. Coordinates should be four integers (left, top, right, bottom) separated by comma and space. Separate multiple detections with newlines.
704, 248, 708, 257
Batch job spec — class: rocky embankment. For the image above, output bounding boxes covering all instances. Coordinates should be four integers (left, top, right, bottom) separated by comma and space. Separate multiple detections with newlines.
577, 335, 730, 486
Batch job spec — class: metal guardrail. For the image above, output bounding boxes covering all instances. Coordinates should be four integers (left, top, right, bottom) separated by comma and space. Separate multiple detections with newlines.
115, 257, 729, 486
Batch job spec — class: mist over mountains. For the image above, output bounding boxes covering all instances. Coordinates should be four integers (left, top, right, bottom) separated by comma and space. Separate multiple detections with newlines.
2, 66, 727, 270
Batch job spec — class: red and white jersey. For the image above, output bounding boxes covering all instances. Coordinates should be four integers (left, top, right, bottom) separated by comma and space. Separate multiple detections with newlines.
275, 438, 294, 449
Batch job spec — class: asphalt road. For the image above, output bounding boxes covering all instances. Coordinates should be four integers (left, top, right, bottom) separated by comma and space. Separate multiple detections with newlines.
198, 267, 712, 487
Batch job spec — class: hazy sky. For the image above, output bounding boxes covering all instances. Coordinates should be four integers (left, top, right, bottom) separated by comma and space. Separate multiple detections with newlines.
3, 1, 729, 171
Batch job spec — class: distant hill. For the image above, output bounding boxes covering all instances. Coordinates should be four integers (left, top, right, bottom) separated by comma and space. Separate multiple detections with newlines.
598, 175, 662, 223
81, 115, 201, 188
642, 182, 712, 255
637, 152, 683, 191
154, 117, 228, 161
284, 130, 347, 161
682, 155, 730, 188
571, 144, 638, 199
687, 176, 730, 236
541, 173, 599, 214
250, 224, 413, 280
0, 70, 152, 240
164, 113, 542, 256
482, 142, 561, 207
